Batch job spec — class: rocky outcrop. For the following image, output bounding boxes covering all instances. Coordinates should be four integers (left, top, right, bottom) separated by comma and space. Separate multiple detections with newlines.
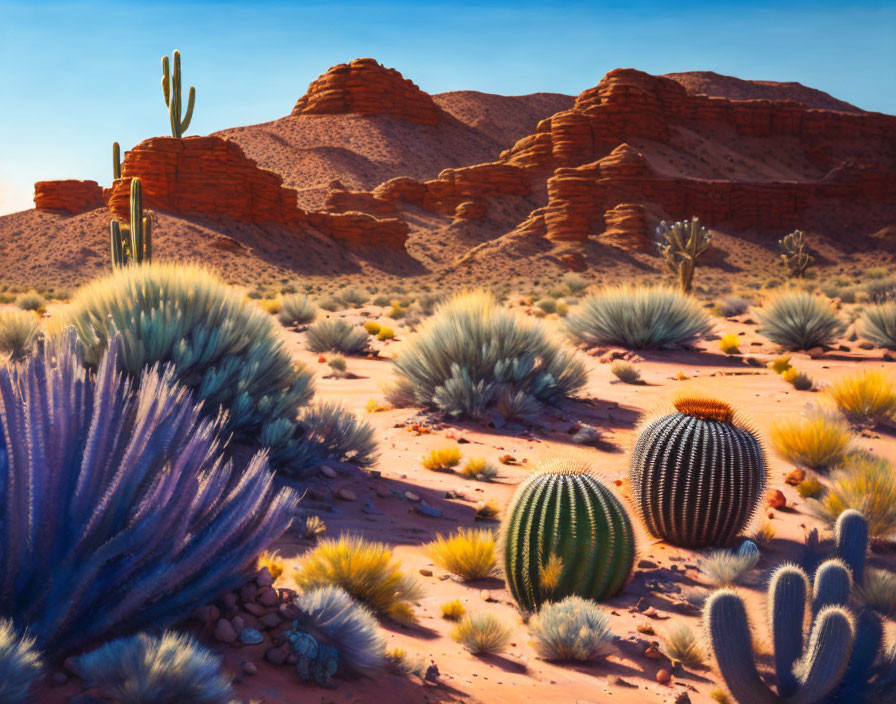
292, 58, 441, 125
307, 210, 408, 248
106, 136, 308, 227
34, 180, 104, 214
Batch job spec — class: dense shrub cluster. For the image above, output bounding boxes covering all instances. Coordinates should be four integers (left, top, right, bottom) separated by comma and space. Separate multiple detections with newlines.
755, 290, 845, 350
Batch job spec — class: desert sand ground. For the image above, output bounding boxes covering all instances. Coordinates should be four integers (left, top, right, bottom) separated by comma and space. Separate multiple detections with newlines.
19, 285, 896, 704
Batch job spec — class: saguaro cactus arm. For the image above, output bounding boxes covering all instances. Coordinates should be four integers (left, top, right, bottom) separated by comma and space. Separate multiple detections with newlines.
161, 50, 196, 138
834, 510, 868, 584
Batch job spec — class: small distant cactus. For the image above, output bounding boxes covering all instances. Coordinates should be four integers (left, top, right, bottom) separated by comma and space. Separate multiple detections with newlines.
630, 395, 767, 548
112, 141, 121, 180
780, 229, 814, 278
110, 177, 152, 267
162, 49, 196, 138
656, 217, 712, 294
500, 458, 635, 612
705, 561, 855, 703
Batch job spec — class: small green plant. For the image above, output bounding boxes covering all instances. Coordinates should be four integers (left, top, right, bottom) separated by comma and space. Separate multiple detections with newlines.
426, 529, 496, 581
328, 356, 348, 374
756, 291, 845, 350
422, 447, 461, 472
74, 631, 232, 704
278, 294, 317, 328
561, 272, 588, 295
306, 319, 369, 354
0, 310, 40, 361
610, 361, 642, 384
779, 230, 814, 278
0, 621, 43, 704
536, 298, 557, 314
110, 177, 152, 267
338, 287, 369, 307
860, 302, 896, 349
15, 290, 45, 312
161, 50, 196, 138
661, 621, 706, 668
656, 217, 712, 294
528, 596, 614, 662
318, 296, 343, 312
452, 612, 512, 655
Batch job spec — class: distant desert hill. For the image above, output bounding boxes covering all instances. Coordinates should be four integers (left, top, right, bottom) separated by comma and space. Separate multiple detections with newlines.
1, 58, 894, 291
665, 70, 865, 113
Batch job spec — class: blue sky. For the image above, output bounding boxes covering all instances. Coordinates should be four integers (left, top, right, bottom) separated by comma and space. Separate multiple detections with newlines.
1, 0, 894, 214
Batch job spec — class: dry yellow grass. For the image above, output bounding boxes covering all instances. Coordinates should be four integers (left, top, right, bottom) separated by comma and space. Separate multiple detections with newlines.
827, 369, 896, 426
769, 409, 853, 470
719, 333, 741, 354
377, 326, 396, 341
769, 355, 793, 374
459, 457, 498, 480
855, 567, 896, 614
452, 612, 513, 655
440, 599, 467, 621
363, 321, 382, 335
292, 535, 423, 621
422, 447, 461, 472
256, 551, 284, 580
782, 367, 814, 390
661, 621, 706, 668
817, 455, 896, 540
0, 309, 40, 361
750, 518, 777, 544
426, 529, 496, 581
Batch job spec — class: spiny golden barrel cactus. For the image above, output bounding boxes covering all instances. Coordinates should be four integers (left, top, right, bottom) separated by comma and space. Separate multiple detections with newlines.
630, 395, 767, 548
500, 458, 635, 613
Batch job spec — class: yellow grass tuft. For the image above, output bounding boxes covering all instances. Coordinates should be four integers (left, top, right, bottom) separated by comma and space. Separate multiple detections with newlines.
673, 395, 734, 424
769, 356, 793, 374
750, 518, 777, 545
827, 369, 896, 426
661, 621, 706, 668
475, 499, 501, 520
855, 567, 896, 615
377, 326, 396, 341
293, 535, 423, 621
256, 551, 284, 580
782, 367, 814, 390
769, 409, 853, 470
440, 599, 467, 621
366, 398, 393, 413
452, 612, 513, 655
539, 554, 564, 592
364, 321, 382, 335
797, 476, 823, 498
258, 296, 282, 315
719, 333, 741, 355
818, 455, 896, 540
426, 529, 496, 581
459, 457, 498, 480
422, 447, 461, 472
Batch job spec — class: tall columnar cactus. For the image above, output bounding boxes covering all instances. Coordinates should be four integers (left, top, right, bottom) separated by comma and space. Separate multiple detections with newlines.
655, 217, 712, 294
834, 509, 868, 584
780, 229, 814, 278
112, 141, 121, 180
629, 396, 767, 548
162, 49, 196, 138
500, 458, 635, 612
705, 561, 855, 704
110, 178, 152, 267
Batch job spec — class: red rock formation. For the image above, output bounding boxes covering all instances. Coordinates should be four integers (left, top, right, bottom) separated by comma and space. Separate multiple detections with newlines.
34, 180, 104, 214
325, 188, 398, 217
106, 136, 308, 227
307, 211, 408, 249
292, 58, 441, 125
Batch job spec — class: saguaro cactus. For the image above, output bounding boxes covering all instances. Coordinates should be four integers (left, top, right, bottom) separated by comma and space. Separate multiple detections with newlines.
656, 217, 712, 294
501, 458, 635, 612
161, 50, 195, 138
834, 509, 868, 584
780, 230, 813, 278
112, 141, 121, 180
705, 561, 855, 704
110, 178, 152, 267
629, 395, 767, 548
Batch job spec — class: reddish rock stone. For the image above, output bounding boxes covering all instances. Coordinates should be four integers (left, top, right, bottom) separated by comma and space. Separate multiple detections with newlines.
767, 489, 787, 510
292, 58, 441, 125
307, 210, 408, 249
785, 469, 806, 486
34, 180, 103, 214
214, 618, 237, 644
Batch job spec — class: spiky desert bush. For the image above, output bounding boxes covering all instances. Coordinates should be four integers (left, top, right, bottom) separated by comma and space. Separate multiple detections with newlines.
700, 541, 761, 586
452, 612, 512, 655
715, 296, 750, 318
292, 586, 384, 676
565, 285, 712, 349
317, 295, 343, 312
0, 621, 42, 704
562, 272, 588, 295
15, 290, 45, 312
528, 597, 614, 662
782, 367, 814, 390
73, 632, 233, 704
426, 529, 496, 581
278, 293, 317, 327
441, 599, 466, 620
296, 401, 378, 467
756, 290, 845, 350
827, 369, 896, 426
855, 568, 896, 615
815, 455, 896, 541
769, 409, 853, 471
389, 291, 586, 423
422, 447, 461, 472
338, 287, 369, 307
460, 457, 498, 480
293, 535, 423, 622
0, 310, 40, 361
610, 361, 642, 384
661, 621, 706, 668
860, 302, 896, 349
0, 332, 297, 654
64, 262, 369, 472
306, 318, 369, 355
630, 396, 766, 548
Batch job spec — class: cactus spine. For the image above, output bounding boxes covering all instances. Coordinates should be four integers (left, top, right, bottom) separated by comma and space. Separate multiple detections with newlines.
162, 50, 195, 138
110, 178, 151, 267
656, 217, 712, 294
629, 396, 766, 548
780, 230, 813, 278
705, 561, 855, 704
500, 458, 635, 612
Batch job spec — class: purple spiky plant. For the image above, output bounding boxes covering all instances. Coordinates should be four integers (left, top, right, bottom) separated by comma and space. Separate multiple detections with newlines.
0, 330, 298, 655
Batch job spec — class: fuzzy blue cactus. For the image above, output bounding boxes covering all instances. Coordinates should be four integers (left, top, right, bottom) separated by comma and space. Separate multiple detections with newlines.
835, 510, 868, 584
286, 629, 339, 686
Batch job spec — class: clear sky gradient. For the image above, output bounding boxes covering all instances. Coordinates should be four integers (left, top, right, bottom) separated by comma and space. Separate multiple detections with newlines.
1, 0, 893, 214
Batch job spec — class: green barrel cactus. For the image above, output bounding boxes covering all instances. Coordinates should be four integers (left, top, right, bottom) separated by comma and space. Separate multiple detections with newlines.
630, 395, 767, 548
705, 561, 855, 704
500, 458, 635, 612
